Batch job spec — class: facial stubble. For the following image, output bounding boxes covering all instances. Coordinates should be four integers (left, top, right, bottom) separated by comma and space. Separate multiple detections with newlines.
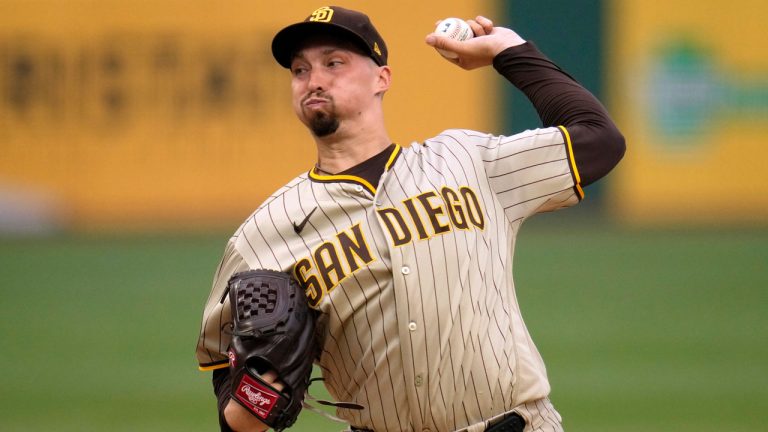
307, 106, 340, 137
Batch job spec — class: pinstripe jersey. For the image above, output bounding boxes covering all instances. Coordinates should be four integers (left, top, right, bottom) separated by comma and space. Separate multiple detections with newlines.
196, 125, 583, 432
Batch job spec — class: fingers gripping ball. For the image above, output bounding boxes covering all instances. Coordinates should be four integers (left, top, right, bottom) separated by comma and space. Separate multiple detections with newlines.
227, 269, 319, 431
434, 17, 474, 59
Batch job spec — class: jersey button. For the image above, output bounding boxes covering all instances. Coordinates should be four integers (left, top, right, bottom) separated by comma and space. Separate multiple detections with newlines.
408, 321, 417, 331
401, 266, 410, 275
354, 185, 364, 192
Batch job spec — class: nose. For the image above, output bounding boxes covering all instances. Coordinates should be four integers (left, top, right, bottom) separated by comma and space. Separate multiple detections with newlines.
306, 68, 329, 92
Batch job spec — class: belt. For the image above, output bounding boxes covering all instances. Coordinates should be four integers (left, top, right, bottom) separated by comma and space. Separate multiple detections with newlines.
486, 412, 526, 432
350, 412, 526, 432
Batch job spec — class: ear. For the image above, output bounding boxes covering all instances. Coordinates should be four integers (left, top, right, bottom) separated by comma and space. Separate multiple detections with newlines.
374, 65, 392, 95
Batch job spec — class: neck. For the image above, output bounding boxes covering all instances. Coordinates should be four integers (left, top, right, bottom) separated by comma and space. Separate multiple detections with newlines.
313, 117, 391, 174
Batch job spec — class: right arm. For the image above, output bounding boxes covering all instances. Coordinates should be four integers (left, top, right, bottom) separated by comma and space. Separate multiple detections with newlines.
426, 15, 625, 187
491, 42, 625, 186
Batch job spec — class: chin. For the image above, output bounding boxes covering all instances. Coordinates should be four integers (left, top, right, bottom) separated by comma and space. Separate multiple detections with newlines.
306, 112, 340, 137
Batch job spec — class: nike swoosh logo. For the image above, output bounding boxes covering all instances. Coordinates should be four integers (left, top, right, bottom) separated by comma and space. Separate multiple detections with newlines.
292, 207, 317, 234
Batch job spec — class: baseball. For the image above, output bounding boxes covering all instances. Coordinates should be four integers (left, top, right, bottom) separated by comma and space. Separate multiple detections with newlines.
434, 17, 474, 59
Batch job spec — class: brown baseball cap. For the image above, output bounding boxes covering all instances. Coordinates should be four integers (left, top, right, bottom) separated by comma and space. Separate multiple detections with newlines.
271, 6, 388, 68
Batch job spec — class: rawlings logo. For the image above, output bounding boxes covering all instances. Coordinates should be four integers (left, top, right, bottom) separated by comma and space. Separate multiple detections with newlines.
235, 374, 278, 419
242, 385, 273, 406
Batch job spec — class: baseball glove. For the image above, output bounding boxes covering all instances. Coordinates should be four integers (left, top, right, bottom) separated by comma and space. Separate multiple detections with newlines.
226, 269, 318, 431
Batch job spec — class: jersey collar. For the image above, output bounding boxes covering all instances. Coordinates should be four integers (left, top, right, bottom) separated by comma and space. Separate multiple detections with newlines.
309, 144, 402, 195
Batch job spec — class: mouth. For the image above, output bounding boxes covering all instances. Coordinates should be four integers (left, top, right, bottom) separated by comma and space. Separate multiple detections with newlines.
302, 91, 332, 108
303, 97, 329, 109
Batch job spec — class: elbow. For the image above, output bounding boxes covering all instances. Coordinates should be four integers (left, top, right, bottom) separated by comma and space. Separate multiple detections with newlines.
577, 124, 626, 187
606, 126, 626, 170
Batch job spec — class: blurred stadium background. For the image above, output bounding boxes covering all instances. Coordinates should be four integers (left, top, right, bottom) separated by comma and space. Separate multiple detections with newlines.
1, 0, 766, 431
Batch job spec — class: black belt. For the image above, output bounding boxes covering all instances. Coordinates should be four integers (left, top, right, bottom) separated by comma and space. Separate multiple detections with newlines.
486, 412, 526, 432
350, 412, 525, 432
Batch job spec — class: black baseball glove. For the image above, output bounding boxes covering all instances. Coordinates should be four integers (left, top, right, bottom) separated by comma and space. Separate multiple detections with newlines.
226, 269, 319, 431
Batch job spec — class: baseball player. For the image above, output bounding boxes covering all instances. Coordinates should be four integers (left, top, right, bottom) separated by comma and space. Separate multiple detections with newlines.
196, 6, 625, 432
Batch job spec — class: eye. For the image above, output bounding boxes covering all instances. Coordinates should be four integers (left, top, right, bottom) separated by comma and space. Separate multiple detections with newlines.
327, 59, 344, 68
291, 65, 308, 77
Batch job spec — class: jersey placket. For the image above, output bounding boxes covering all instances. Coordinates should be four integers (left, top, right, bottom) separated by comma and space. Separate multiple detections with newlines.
374, 166, 435, 432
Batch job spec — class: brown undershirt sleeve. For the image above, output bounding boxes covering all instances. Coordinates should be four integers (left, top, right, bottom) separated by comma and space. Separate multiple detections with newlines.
492, 42, 625, 186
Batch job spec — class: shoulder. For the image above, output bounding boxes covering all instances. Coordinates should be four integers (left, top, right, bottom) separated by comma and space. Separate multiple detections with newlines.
232, 172, 312, 229
252, 172, 311, 211
418, 127, 565, 152
229, 173, 311, 254
424, 129, 494, 147
406, 129, 500, 161
402, 129, 492, 155
400, 127, 565, 168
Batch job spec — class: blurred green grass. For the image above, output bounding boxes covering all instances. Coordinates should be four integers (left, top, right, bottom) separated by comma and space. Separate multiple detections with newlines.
1, 222, 766, 431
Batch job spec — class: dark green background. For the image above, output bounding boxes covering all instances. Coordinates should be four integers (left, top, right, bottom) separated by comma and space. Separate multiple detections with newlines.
502, 0, 604, 129
2, 219, 766, 431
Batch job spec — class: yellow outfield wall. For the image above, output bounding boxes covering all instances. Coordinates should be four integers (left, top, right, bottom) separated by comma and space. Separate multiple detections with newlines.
0, 0, 498, 230
608, 0, 768, 225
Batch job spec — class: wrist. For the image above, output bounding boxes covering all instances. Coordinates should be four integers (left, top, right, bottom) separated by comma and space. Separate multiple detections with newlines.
224, 399, 269, 432
494, 39, 526, 57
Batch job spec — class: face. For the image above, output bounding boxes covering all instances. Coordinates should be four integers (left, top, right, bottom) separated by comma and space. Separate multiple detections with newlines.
289, 37, 389, 137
